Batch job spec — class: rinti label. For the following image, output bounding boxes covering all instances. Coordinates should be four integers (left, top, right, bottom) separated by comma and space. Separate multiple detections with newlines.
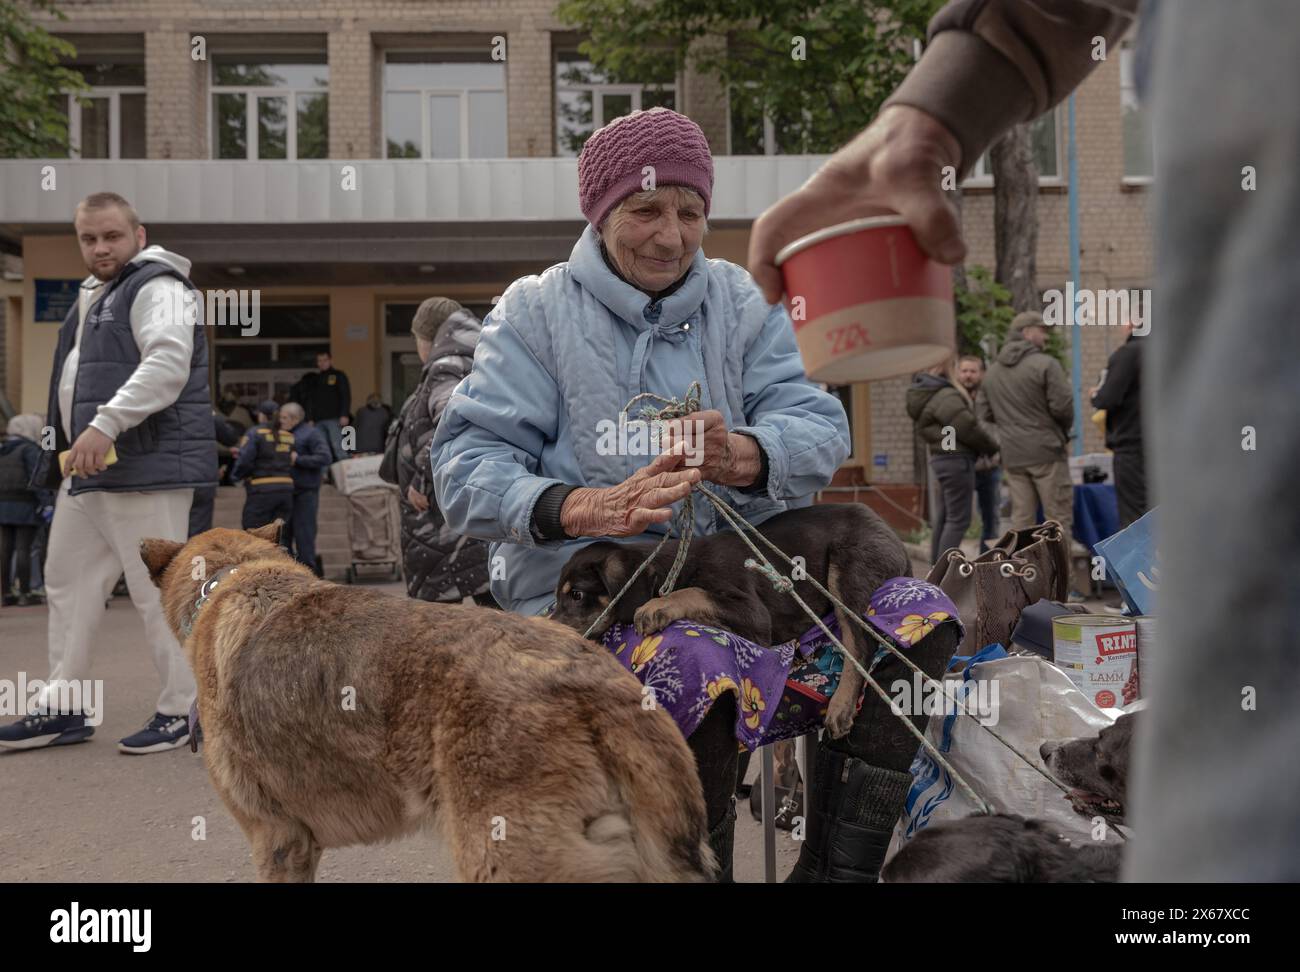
1094, 629, 1137, 660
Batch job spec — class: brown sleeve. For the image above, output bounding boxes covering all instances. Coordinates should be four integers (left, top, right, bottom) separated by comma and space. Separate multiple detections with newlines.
884, 0, 1139, 173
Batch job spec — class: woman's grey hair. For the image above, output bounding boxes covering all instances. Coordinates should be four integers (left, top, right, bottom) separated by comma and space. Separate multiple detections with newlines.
280, 402, 305, 423
605, 186, 708, 234
4, 413, 45, 442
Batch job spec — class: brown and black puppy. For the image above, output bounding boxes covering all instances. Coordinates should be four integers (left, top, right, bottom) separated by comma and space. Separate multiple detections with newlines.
139, 523, 714, 883
1041, 711, 1139, 824
551, 503, 910, 738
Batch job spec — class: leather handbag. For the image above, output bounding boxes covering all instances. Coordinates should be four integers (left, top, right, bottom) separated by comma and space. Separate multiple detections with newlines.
926, 521, 1070, 654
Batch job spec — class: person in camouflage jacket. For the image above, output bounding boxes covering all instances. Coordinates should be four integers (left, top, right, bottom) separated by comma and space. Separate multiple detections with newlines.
394, 298, 495, 605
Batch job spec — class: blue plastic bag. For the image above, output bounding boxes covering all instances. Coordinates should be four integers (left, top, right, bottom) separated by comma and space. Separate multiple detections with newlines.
1094, 507, 1159, 616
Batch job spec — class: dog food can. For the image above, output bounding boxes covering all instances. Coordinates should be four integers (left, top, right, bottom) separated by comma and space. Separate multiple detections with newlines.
1135, 615, 1156, 698
774, 216, 955, 383
1052, 615, 1139, 709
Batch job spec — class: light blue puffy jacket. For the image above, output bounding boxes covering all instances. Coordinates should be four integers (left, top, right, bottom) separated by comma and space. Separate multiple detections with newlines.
430, 225, 851, 615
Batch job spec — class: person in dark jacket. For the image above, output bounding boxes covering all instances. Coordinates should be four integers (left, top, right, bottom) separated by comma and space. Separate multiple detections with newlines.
394, 298, 494, 606
217, 391, 253, 435
231, 401, 295, 543
278, 401, 332, 574
958, 354, 1002, 552
188, 409, 241, 537
977, 312, 1077, 592
906, 358, 999, 563
0, 414, 53, 607
291, 352, 350, 461
1090, 322, 1147, 527
353, 393, 392, 454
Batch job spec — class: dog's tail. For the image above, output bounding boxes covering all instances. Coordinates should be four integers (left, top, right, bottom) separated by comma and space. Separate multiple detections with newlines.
583, 685, 717, 883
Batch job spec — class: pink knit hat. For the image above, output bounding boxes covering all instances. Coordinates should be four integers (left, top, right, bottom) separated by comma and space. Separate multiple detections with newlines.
577, 107, 714, 228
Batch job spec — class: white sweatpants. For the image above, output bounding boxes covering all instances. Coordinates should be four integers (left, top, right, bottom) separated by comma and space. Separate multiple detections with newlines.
41, 480, 196, 717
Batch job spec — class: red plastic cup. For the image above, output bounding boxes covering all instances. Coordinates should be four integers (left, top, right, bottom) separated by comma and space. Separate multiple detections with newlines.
774, 215, 955, 383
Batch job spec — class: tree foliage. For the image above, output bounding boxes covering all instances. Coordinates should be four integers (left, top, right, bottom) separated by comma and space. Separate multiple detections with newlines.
0, 0, 87, 157
957, 265, 1065, 367
555, 0, 942, 152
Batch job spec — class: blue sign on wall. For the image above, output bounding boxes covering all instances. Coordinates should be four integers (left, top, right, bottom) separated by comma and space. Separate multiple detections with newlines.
873, 453, 889, 468
35, 279, 83, 323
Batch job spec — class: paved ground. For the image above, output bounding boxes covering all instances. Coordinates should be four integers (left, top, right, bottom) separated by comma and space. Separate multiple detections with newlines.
0, 583, 801, 883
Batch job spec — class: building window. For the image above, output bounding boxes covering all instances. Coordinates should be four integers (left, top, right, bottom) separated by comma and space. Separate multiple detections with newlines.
965, 109, 1060, 184
383, 53, 506, 159
54, 57, 146, 159
554, 49, 675, 156
210, 55, 328, 160
727, 85, 812, 155
1120, 42, 1153, 181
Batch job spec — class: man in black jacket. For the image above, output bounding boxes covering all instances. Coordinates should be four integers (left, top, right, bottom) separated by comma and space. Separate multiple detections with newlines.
278, 402, 332, 573
292, 352, 350, 461
1091, 322, 1147, 528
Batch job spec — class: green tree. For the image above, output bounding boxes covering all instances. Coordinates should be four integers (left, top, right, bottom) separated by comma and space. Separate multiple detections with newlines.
957, 265, 1065, 367
555, 0, 942, 152
0, 0, 87, 157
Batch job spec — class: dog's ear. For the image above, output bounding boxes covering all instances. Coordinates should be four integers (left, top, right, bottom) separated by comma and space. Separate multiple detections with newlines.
246, 519, 282, 544
600, 545, 661, 609
139, 538, 184, 586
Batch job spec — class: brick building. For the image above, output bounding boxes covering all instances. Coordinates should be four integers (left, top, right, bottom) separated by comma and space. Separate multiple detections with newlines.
0, 1, 1153, 529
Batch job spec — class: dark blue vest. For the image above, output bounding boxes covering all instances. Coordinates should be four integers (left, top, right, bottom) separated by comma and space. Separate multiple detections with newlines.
244, 423, 295, 492
32, 260, 217, 494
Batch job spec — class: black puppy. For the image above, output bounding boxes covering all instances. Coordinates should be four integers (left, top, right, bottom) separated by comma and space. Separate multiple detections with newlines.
881, 713, 1140, 882
551, 503, 909, 738
1041, 712, 1139, 825
881, 814, 1123, 883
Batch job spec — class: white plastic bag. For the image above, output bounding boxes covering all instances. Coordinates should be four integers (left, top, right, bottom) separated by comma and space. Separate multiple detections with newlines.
885, 652, 1122, 863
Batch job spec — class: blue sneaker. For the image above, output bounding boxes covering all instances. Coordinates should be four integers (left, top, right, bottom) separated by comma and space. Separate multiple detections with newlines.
118, 712, 190, 755
0, 712, 94, 750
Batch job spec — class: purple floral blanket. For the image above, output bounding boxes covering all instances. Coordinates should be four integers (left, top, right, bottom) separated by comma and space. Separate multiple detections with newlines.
599, 577, 962, 749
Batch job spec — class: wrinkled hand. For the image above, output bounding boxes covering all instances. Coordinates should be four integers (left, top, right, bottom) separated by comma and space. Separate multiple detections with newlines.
747, 105, 966, 305
560, 453, 701, 538
290, 450, 299, 465
65, 426, 114, 478
407, 485, 430, 512
658, 410, 761, 487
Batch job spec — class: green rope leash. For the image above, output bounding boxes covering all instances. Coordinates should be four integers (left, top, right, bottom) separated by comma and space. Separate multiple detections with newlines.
580, 383, 701, 640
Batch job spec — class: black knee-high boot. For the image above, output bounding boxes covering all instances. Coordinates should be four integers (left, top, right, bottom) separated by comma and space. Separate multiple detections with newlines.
787, 620, 962, 883
687, 695, 739, 882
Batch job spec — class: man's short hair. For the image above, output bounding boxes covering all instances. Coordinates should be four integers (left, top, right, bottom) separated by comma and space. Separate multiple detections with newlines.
959, 354, 986, 369
75, 191, 140, 229
411, 297, 465, 342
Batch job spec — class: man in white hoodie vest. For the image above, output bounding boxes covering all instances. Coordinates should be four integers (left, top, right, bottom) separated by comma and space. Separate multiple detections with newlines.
0, 192, 216, 755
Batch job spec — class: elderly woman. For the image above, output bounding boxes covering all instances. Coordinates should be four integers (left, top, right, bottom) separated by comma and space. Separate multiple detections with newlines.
431, 108, 851, 880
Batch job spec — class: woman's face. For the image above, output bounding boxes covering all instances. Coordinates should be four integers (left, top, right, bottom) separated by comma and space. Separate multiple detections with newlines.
600, 187, 706, 294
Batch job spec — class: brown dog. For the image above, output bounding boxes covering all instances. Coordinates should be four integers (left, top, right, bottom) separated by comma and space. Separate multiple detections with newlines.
139, 523, 714, 883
